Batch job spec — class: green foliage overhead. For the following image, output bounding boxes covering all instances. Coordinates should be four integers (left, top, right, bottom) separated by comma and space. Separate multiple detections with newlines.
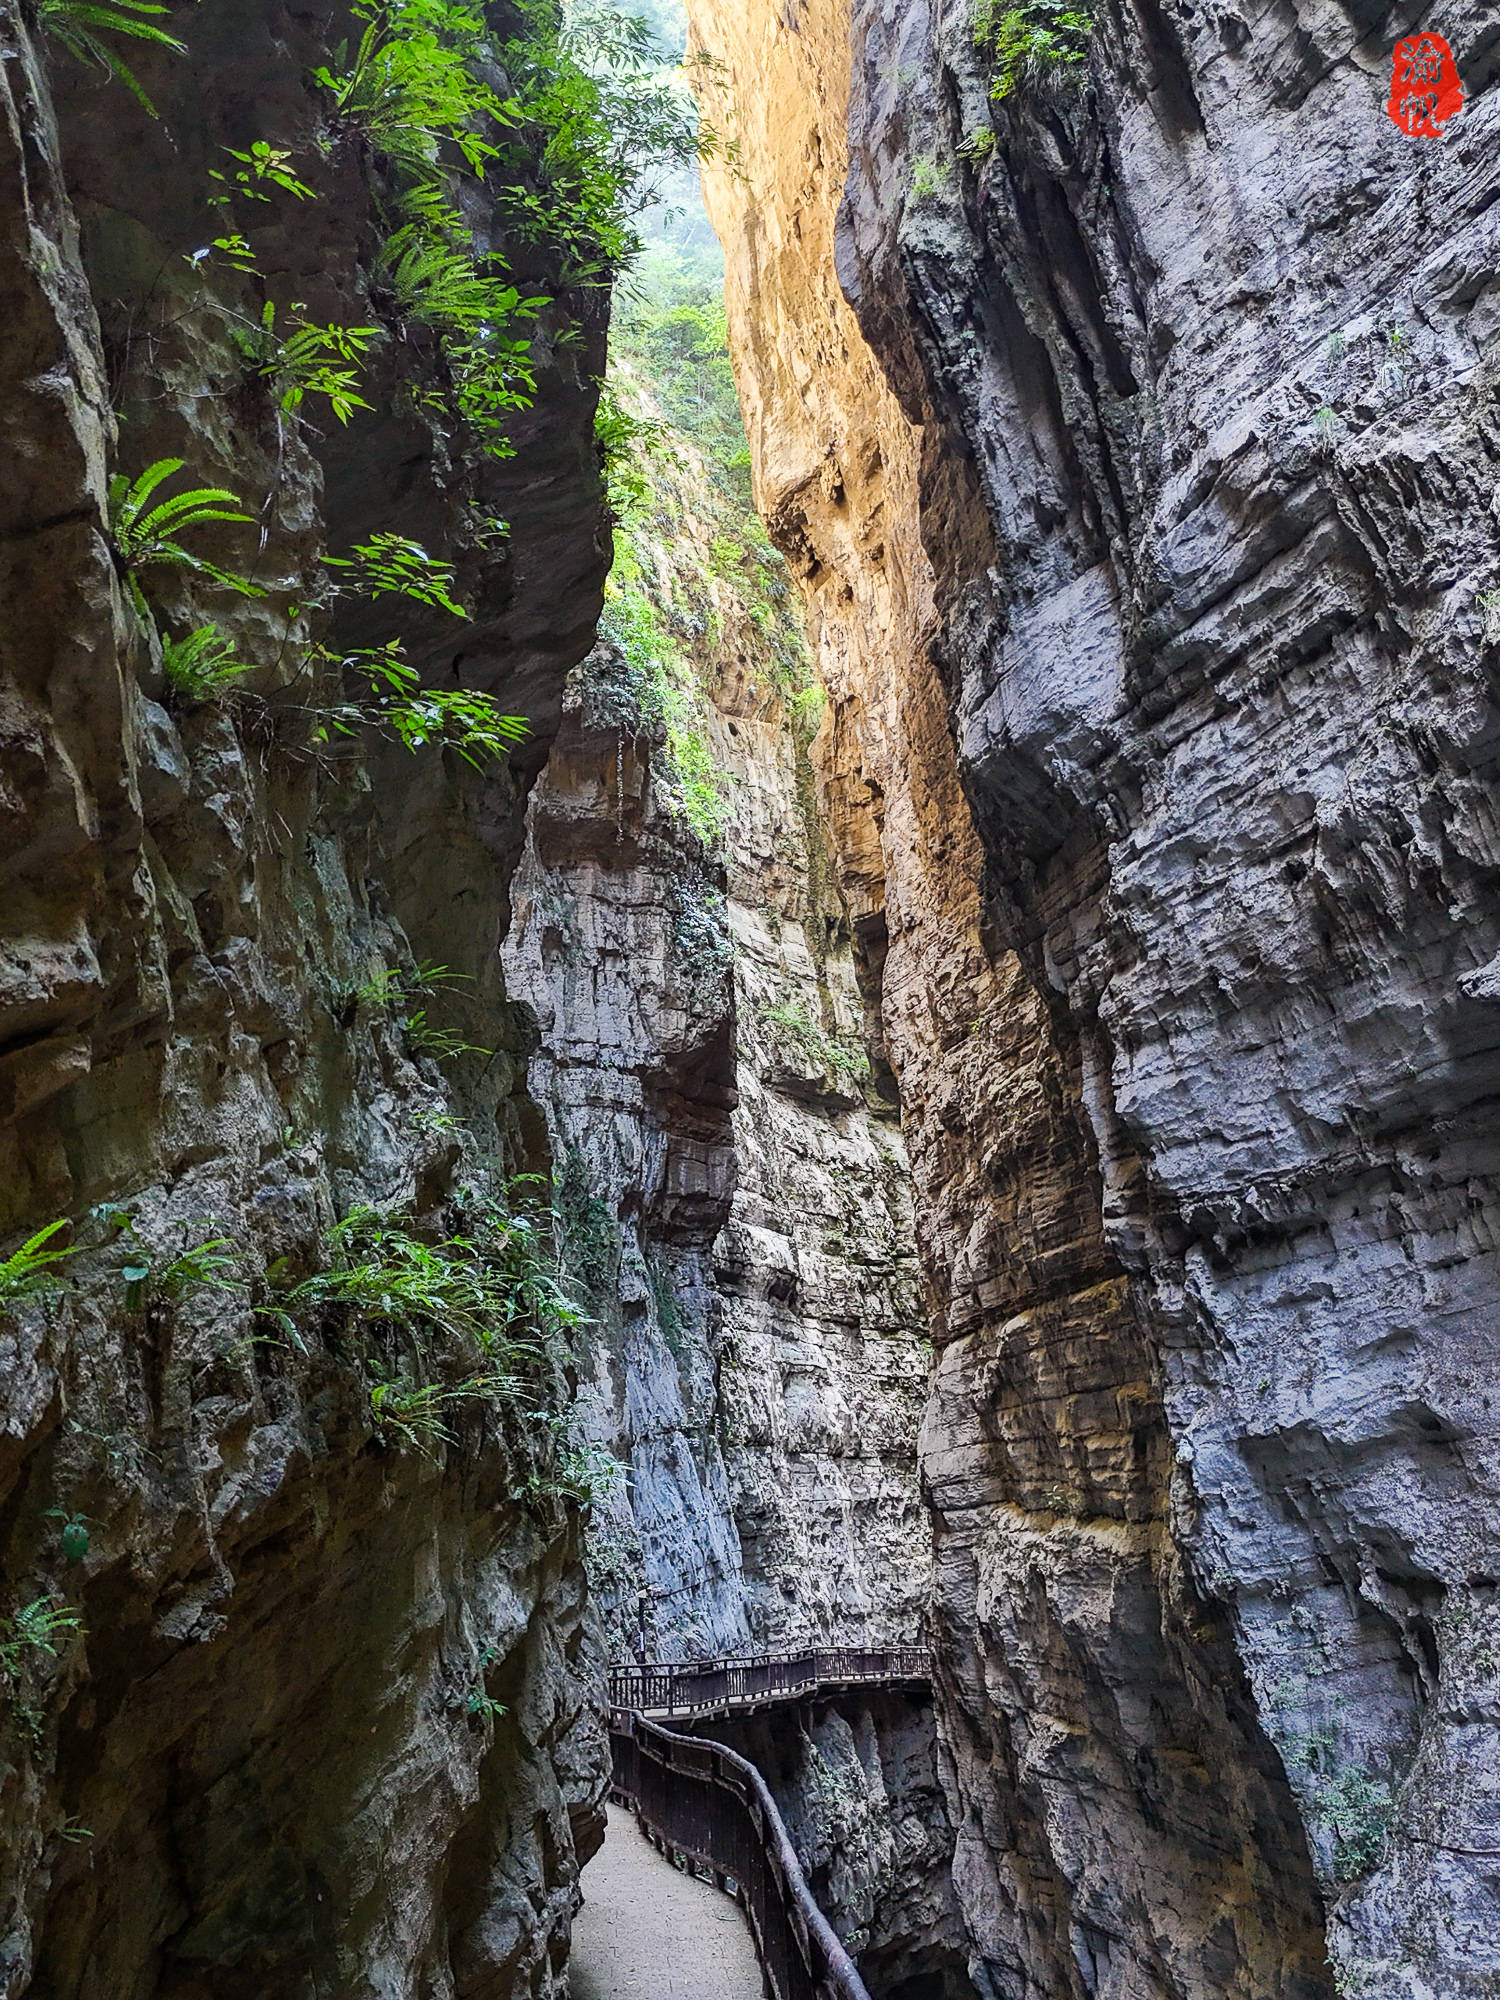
974, 0, 1092, 102
36, 0, 185, 116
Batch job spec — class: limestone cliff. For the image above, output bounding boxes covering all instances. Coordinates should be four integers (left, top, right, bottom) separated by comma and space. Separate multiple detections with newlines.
690, 0, 1500, 1993
0, 3, 612, 1992
504, 355, 932, 1660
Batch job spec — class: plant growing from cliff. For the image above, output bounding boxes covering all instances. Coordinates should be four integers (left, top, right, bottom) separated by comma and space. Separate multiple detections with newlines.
314, 0, 515, 181
402, 1008, 492, 1061
756, 998, 870, 1083
308, 643, 530, 771
552, 1148, 621, 1302
161, 625, 257, 702
906, 152, 946, 204
233, 303, 381, 426
107, 460, 262, 607
1, 1598, 81, 1745
35, 0, 185, 117
0, 1219, 78, 1305
974, 0, 1092, 102
324, 534, 467, 617
122, 1232, 238, 1312
368, 1375, 487, 1455
277, 1198, 578, 1360
492, 3, 724, 286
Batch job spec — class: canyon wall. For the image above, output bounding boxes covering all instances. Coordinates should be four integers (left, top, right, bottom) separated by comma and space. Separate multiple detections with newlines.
0, 4, 611, 1992
504, 367, 931, 1660
690, 0, 1500, 1994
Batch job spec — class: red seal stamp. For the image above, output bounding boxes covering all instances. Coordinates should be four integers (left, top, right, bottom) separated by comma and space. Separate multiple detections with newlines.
1386, 32, 1464, 137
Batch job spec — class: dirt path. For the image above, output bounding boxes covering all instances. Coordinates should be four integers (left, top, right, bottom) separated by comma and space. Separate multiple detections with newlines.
569, 1804, 765, 2000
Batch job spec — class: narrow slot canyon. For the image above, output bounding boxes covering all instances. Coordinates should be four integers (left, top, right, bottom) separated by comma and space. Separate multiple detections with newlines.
0, 0, 1496, 1997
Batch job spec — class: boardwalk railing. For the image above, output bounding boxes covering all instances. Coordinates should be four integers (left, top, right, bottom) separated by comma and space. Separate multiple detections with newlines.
610, 1710, 872, 2000
608, 1644, 928, 1718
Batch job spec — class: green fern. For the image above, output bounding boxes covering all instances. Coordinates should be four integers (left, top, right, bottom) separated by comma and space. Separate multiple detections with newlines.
314, 0, 516, 182
161, 625, 256, 701
35, 0, 186, 117
107, 459, 262, 601
375, 227, 531, 335
0, 1219, 77, 1304
974, 0, 1092, 101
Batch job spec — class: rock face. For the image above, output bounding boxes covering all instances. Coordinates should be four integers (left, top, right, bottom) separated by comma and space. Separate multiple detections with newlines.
691, 0, 1500, 1993
0, 4, 610, 1992
504, 380, 931, 1660
705, 1688, 973, 2000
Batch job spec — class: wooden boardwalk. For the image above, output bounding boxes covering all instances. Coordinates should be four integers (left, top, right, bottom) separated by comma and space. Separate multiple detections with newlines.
570, 1804, 763, 2000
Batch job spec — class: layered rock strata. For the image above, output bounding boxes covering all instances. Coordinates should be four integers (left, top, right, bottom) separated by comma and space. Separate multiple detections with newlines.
690, 0, 1500, 1993
504, 382, 931, 1659
0, 4, 610, 1992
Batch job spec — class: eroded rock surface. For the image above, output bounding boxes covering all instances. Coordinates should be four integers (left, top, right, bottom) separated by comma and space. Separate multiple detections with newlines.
0, 5, 609, 1992
504, 384, 930, 1659
691, 0, 1500, 1992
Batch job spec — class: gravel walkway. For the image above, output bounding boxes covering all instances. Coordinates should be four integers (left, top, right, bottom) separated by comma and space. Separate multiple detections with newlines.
569, 1804, 765, 2000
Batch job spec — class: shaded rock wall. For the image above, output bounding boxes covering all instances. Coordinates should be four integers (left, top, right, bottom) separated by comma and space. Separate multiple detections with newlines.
704, 1688, 973, 2000
0, 3, 610, 1992
691, 0, 1500, 1994
504, 387, 931, 1658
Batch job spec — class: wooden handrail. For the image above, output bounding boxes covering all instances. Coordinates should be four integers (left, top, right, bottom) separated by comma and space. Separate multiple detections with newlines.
610, 1710, 874, 2000
608, 1643, 929, 1719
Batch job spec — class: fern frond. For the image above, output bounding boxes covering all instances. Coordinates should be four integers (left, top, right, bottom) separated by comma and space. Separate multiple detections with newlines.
36, 0, 186, 117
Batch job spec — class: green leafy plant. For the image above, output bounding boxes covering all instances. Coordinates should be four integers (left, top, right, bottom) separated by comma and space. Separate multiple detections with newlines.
593, 384, 669, 515
210, 140, 316, 205
122, 1232, 237, 1312
582, 531, 734, 842
0, 1218, 77, 1304
402, 1008, 491, 1061
314, 0, 516, 181
275, 1200, 576, 1357
466, 1642, 508, 1718
349, 959, 466, 1011
369, 1376, 481, 1456
0, 1598, 81, 1672
35, 0, 185, 117
757, 997, 870, 1083
238, 304, 381, 425
324, 534, 467, 617
161, 624, 257, 701
312, 642, 530, 771
974, 0, 1092, 102
1321, 1770, 1395, 1882
46, 1510, 92, 1563
107, 459, 261, 605
375, 225, 539, 336
907, 152, 945, 203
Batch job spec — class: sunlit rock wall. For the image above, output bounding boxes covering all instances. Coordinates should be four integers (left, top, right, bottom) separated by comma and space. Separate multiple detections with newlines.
685, 0, 1500, 1992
